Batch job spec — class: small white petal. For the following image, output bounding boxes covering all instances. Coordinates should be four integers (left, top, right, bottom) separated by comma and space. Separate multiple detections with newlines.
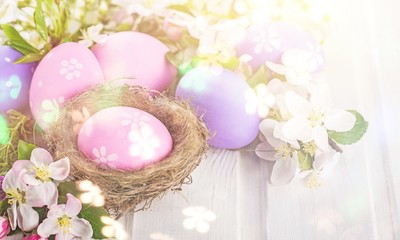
266, 61, 287, 75
282, 117, 313, 142
47, 205, 65, 218
71, 218, 93, 239
256, 141, 278, 161
183, 218, 197, 230
285, 91, 312, 118
23, 173, 42, 186
324, 109, 356, 132
30, 148, 54, 166
37, 217, 58, 237
312, 126, 329, 151
196, 221, 211, 233
65, 194, 82, 217
49, 157, 70, 181
11, 160, 32, 175
271, 157, 298, 185
7, 204, 17, 230
17, 204, 39, 232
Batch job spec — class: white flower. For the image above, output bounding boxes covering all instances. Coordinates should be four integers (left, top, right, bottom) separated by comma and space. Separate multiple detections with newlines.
183, 207, 216, 233
59, 58, 83, 80
92, 147, 118, 169
2, 169, 57, 231
129, 124, 160, 161
13, 148, 70, 186
38, 194, 93, 240
253, 29, 282, 54
78, 24, 108, 48
0, 0, 21, 24
245, 84, 276, 118
120, 112, 151, 128
256, 119, 300, 184
77, 180, 105, 207
266, 48, 323, 85
275, 89, 356, 151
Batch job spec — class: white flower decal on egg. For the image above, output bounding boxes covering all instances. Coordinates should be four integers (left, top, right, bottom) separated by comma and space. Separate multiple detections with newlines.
121, 112, 151, 128
129, 124, 160, 161
59, 58, 83, 80
41, 97, 64, 123
92, 146, 119, 169
182, 207, 216, 233
253, 29, 282, 54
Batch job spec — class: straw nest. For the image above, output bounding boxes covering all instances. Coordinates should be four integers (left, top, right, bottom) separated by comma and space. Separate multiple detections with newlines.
44, 83, 209, 217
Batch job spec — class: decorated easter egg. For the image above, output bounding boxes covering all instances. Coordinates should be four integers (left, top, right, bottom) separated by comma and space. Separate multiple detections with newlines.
236, 22, 323, 70
77, 106, 173, 171
0, 46, 36, 113
30, 42, 105, 130
91, 31, 177, 91
175, 67, 260, 149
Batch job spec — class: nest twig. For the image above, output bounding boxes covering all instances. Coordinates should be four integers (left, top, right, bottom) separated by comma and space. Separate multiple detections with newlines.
44, 83, 209, 217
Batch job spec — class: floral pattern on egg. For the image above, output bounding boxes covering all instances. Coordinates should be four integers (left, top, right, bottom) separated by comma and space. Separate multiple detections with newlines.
59, 58, 84, 80
78, 106, 173, 171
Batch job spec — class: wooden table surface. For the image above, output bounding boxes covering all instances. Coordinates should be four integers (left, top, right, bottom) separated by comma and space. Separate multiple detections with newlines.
119, 0, 400, 239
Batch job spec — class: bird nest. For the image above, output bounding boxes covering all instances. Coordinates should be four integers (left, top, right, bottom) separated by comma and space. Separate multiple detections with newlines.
44, 83, 209, 218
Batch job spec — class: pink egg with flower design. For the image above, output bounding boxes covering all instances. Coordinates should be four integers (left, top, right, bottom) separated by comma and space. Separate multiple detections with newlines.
236, 22, 324, 70
77, 106, 173, 171
91, 31, 177, 91
29, 42, 105, 130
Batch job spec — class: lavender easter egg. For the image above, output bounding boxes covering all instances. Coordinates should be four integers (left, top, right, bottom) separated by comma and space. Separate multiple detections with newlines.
92, 31, 177, 91
30, 42, 105, 130
236, 22, 323, 69
175, 67, 260, 149
77, 107, 173, 171
0, 46, 36, 112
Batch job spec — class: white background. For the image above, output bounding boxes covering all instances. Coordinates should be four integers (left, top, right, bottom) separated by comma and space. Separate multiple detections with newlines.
121, 0, 400, 239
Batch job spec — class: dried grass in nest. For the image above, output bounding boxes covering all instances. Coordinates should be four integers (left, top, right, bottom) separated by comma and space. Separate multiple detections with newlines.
44, 83, 209, 218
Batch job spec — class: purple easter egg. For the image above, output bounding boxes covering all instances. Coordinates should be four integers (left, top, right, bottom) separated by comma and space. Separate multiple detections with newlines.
236, 22, 324, 70
0, 46, 36, 113
176, 67, 260, 149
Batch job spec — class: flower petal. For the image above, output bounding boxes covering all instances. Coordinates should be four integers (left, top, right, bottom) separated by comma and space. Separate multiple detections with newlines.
37, 217, 58, 237
312, 126, 329, 151
282, 117, 313, 142
23, 173, 42, 186
11, 160, 32, 176
7, 204, 17, 230
65, 194, 82, 217
2, 170, 18, 191
70, 218, 93, 239
270, 156, 299, 185
256, 141, 278, 161
30, 148, 54, 166
285, 91, 312, 118
17, 204, 39, 232
266, 61, 287, 75
49, 157, 70, 181
47, 204, 65, 218
324, 109, 356, 132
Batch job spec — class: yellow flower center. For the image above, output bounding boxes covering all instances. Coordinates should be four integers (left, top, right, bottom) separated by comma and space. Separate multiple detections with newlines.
309, 110, 325, 127
34, 165, 51, 182
302, 142, 317, 156
6, 188, 25, 205
276, 144, 293, 159
57, 215, 72, 234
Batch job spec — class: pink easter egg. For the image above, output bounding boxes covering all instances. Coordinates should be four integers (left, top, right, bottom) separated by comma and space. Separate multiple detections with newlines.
29, 42, 105, 130
91, 31, 177, 91
236, 22, 324, 70
77, 106, 173, 171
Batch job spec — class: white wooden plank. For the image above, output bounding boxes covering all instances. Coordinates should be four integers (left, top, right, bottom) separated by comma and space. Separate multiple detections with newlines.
125, 149, 241, 240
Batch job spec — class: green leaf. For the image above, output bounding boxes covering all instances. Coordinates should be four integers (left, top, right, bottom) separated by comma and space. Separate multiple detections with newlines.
247, 65, 267, 88
220, 57, 240, 70
328, 110, 368, 145
34, 0, 49, 42
1, 24, 39, 55
57, 181, 80, 204
78, 205, 109, 239
17, 140, 36, 160
298, 151, 312, 171
14, 52, 44, 63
